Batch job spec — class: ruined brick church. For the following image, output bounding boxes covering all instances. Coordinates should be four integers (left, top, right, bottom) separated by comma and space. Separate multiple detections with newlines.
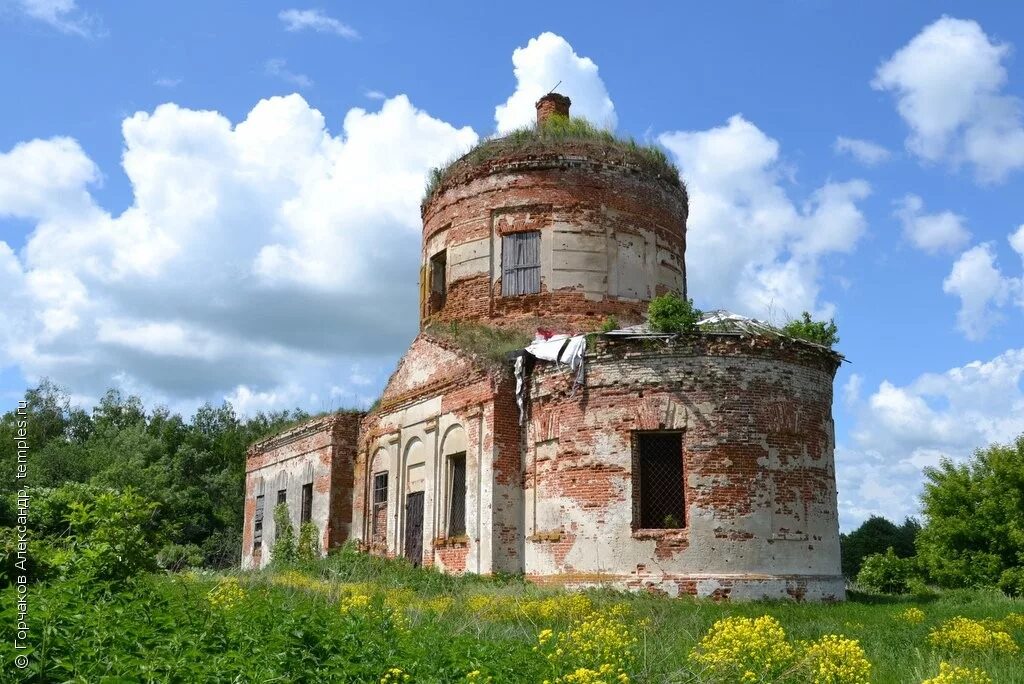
241, 94, 845, 601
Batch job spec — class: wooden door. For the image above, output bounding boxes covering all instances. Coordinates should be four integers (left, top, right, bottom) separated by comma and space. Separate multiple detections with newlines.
404, 491, 424, 567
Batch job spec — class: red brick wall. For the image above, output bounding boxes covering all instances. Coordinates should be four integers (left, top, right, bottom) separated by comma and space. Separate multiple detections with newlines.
241, 412, 363, 569
420, 150, 687, 332
522, 334, 843, 597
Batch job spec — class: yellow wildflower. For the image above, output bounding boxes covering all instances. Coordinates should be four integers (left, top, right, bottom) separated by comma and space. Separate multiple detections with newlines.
896, 607, 926, 624
798, 634, 871, 684
920, 661, 993, 684
928, 616, 1018, 655
689, 615, 795, 682
380, 667, 411, 683
206, 577, 245, 610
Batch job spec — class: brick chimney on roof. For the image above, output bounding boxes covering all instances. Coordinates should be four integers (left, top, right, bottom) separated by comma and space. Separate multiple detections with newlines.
536, 93, 571, 126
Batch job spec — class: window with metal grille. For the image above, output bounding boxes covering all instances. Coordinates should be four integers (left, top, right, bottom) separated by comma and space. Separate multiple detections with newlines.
300, 482, 313, 524
448, 453, 466, 536
501, 231, 540, 296
634, 432, 685, 529
253, 494, 264, 549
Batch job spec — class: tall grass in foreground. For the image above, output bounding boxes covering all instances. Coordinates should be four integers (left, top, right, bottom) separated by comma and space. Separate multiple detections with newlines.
2, 546, 1022, 682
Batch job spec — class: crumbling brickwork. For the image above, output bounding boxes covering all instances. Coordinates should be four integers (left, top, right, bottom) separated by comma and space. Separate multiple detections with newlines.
241, 92, 846, 601
522, 335, 844, 600
242, 412, 362, 569
420, 150, 687, 333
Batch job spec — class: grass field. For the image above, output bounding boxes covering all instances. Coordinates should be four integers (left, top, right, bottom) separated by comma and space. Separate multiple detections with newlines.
4, 547, 1022, 683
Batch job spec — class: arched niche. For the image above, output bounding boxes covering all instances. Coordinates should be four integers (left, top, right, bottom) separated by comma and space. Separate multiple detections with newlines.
370, 446, 390, 475
404, 438, 426, 494
440, 424, 468, 458
274, 470, 289, 494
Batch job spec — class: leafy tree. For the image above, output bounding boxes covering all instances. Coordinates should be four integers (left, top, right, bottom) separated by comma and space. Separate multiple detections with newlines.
647, 293, 702, 334
781, 312, 839, 347
916, 434, 1024, 590
840, 515, 919, 578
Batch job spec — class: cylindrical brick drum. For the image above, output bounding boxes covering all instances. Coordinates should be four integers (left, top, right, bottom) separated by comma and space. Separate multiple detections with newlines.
420, 137, 688, 333
523, 334, 845, 601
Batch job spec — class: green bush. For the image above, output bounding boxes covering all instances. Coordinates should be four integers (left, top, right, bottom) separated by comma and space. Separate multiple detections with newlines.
839, 515, 919, 578
998, 567, 1024, 597
856, 547, 915, 594
62, 489, 160, 582
271, 503, 296, 565
647, 293, 702, 334
781, 312, 839, 347
297, 522, 321, 562
156, 543, 204, 572
600, 316, 619, 333
0, 527, 65, 586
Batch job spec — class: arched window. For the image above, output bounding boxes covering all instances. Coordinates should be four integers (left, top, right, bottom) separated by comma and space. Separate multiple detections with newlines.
441, 425, 468, 537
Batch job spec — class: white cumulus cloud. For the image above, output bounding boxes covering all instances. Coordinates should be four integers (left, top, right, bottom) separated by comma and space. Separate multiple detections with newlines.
838, 348, 1024, 528
494, 32, 616, 133
873, 16, 1024, 183
895, 194, 971, 254
834, 136, 892, 166
943, 240, 1023, 340
659, 115, 871, 319
0, 93, 476, 407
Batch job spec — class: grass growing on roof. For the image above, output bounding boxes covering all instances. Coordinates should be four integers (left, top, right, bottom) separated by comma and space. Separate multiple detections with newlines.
424, 321, 532, 365
424, 115, 682, 203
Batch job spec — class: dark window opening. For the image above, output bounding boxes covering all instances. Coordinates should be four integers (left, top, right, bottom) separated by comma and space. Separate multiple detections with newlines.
277, 488, 287, 506
634, 432, 685, 529
429, 250, 447, 314
300, 483, 313, 524
501, 231, 540, 296
253, 494, 264, 549
448, 453, 466, 536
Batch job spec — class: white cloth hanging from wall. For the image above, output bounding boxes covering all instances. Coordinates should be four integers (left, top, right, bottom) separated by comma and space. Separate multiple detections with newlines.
515, 333, 589, 425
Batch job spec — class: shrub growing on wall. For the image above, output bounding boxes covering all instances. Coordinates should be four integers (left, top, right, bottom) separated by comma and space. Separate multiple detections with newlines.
781, 312, 839, 347
647, 293, 702, 334
272, 503, 296, 565
297, 522, 320, 562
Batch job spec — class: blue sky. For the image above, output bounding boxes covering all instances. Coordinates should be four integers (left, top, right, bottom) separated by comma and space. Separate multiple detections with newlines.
1, 1, 1023, 530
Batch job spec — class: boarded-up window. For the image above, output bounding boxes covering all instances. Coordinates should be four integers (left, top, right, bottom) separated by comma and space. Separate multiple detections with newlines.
634, 432, 685, 529
300, 482, 313, 524
448, 453, 466, 536
502, 231, 540, 296
253, 494, 264, 549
